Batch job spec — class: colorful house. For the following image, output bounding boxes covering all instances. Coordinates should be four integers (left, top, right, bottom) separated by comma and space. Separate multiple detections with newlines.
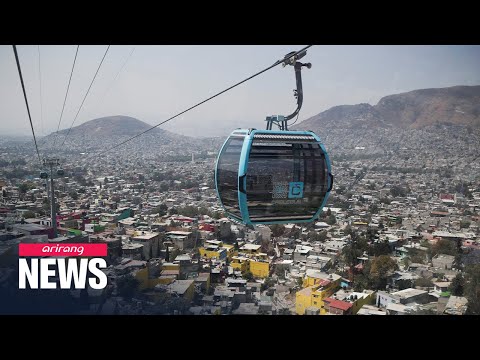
199, 240, 234, 260
324, 290, 375, 315
230, 253, 270, 279
296, 272, 342, 315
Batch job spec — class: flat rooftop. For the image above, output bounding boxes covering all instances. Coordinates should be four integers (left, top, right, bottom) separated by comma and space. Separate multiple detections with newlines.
391, 288, 427, 299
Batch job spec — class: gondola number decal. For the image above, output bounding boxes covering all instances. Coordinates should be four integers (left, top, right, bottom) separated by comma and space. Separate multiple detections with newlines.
288, 182, 304, 199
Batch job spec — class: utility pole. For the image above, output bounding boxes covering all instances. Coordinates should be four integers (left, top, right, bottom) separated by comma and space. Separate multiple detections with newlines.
42, 158, 63, 238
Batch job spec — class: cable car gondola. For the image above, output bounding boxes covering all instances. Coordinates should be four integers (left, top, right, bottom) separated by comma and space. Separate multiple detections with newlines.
215, 50, 333, 225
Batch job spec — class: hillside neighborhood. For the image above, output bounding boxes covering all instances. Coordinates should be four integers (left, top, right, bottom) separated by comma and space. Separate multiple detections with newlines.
1, 85, 480, 315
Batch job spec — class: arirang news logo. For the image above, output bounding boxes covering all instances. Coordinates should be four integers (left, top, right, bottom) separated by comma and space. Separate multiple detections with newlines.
18, 243, 108, 290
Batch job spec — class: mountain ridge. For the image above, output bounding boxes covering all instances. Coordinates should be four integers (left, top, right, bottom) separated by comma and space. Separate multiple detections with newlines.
54, 115, 171, 137
295, 85, 480, 132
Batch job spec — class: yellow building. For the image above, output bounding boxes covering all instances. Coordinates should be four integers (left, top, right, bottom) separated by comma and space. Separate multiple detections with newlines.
296, 286, 315, 315
134, 265, 175, 290
199, 240, 235, 260
231, 256, 249, 272
162, 262, 180, 271
302, 269, 342, 288
230, 253, 270, 279
296, 272, 342, 315
249, 259, 270, 278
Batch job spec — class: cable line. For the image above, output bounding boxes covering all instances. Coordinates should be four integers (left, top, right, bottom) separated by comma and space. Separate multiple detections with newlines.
12, 45, 42, 164
94, 46, 135, 109
52, 45, 79, 148
37, 45, 44, 136
61, 45, 110, 147
90, 45, 313, 158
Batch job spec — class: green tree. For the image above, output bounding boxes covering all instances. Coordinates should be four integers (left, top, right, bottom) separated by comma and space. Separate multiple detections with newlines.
243, 271, 254, 281
69, 191, 79, 200
449, 273, 465, 296
18, 183, 29, 194
369, 255, 398, 290
370, 240, 391, 257
414, 277, 434, 288
275, 266, 285, 280
23, 210, 36, 219
261, 277, 276, 291
432, 239, 458, 257
155, 203, 168, 216
326, 214, 337, 225
270, 224, 286, 238
465, 264, 480, 315
344, 225, 353, 236
342, 239, 363, 270
317, 230, 328, 242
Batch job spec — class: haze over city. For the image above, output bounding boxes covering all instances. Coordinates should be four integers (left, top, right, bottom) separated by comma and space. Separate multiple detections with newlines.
1, 45, 479, 137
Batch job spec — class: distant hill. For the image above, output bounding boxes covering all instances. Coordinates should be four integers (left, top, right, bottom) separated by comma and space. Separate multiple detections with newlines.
39, 115, 223, 157
55, 115, 165, 137
295, 85, 480, 131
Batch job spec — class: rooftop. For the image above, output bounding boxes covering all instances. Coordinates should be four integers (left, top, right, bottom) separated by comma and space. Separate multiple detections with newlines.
444, 296, 468, 315
391, 288, 428, 299
167, 279, 194, 295
324, 298, 353, 312
240, 244, 261, 251
132, 231, 160, 240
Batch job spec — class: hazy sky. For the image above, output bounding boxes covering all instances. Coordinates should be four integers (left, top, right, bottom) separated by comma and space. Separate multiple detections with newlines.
1, 45, 479, 138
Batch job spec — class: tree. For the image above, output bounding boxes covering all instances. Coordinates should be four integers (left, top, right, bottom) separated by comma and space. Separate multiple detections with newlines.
317, 230, 328, 242
414, 277, 434, 288
69, 191, 79, 200
23, 210, 35, 219
370, 240, 391, 257
465, 264, 480, 315
116, 274, 139, 299
275, 266, 285, 280
326, 214, 336, 225
449, 273, 465, 296
243, 271, 254, 281
344, 225, 353, 236
460, 220, 471, 229
342, 239, 363, 270
18, 183, 29, 194
155, 203, 168, 216
270, 224, 285, 238
432, 239, 458, 257
369, 255, 398, 290
261, 277, 276, 291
